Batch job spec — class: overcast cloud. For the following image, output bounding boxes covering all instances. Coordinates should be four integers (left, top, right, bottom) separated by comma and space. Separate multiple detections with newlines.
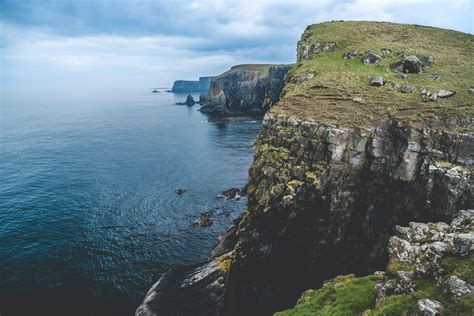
1, 0, 472, 91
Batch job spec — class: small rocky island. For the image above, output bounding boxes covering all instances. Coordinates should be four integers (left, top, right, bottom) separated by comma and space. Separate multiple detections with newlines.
137, 21, 473, 316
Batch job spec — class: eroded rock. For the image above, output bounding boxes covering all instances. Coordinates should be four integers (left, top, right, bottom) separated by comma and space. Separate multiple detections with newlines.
370, 76, 384, 87
415, 299, 442, 316
361, 51, 382, 65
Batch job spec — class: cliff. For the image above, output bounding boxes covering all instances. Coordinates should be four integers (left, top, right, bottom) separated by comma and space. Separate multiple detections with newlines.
200, 64, 292, 117
137, 21, 473, 316
171, 76, 214, 93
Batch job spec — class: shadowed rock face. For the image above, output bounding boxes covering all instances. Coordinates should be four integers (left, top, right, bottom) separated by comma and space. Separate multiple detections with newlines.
220, 115, 472, 315
200, 65, 292, 117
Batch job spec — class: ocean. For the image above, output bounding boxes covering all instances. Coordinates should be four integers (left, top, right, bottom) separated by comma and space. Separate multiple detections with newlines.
0, 90, 260, 315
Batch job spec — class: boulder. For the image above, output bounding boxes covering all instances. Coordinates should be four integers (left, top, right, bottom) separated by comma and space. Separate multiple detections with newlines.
374, 280, 396, 305
444, 275, 473, 298
342, 50, 358, 59
394, 271, 415, 295
469, 87, 474, 95
388, 236, 419, 263
427, 74, 440, 81
388, 82, 401, 90
417, 54, 434, 67
370, 76, 384, 87
222, 187, 245, 200
453, 233, 474, 256
436, 90, 455, 98
451, 210, 474, 232
175, 189, 187, 195
380, 48, 392, 57
393, 55, 423, 73
290, 71, 315, 83
415, 299, 442, 316
401, 85, 413, 93
361, 51, 382, 65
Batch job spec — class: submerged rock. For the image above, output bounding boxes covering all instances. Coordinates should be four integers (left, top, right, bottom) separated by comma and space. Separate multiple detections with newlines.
175, 189, 187, 195
195, 212, 214, 227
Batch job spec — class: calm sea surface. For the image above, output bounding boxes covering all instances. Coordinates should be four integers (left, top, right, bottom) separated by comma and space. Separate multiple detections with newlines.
0, 90, 260, 315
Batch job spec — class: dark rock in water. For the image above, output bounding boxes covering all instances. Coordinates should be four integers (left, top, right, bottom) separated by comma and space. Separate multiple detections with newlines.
427, 74, 440, 81
401, 85, 413, 93
175, 189, 187, 195
195, 212, 213, 227
165, 89, 171, 92
380, 48, 392, 57
361, 51, 382, 65
152, 89, 159, 93
342, 50, 358, 60
437, 90, 455, 98
175, 94, 195, 106
221, 186, 247, 200
370, 75, 384, 87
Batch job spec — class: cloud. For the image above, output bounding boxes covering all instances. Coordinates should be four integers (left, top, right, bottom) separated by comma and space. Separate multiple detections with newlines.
0, 0, 472, 91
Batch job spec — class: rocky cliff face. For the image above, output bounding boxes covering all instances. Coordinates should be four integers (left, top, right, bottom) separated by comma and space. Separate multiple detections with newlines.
137, 21, 473, 316
171, 76, 214, 93
200, 64, 292, 117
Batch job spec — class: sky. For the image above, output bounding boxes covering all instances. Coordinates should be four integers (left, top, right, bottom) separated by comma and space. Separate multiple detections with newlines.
0, 0, 472, 92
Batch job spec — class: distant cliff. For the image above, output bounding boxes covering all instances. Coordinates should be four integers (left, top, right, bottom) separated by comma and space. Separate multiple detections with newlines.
200, 64, 292, 117
171, 76, 214, 93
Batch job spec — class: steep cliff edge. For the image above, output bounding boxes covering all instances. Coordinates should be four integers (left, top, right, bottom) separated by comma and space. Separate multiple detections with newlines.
137, 21, 473, 316
200, 64, 292, 117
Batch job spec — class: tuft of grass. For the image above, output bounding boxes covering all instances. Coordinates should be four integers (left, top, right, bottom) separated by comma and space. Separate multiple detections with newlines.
441, 252, 474, 284
274, 21, 473, 131
386, 259, 414, 278
274, 274, 383, 316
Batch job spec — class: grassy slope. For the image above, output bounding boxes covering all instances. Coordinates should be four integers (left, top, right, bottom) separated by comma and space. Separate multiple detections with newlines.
275, 21, 473, 131
215, 64, 279, 79
275, 254, 474, 316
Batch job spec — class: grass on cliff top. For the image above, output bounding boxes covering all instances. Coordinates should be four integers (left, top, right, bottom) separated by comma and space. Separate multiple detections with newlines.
275, 21, 473, 131
274, 274, 383, 316
216, 64, 278, 79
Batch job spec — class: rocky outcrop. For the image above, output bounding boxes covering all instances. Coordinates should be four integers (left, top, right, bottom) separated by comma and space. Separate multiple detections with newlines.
277, 210, 474, 315
171, 76, 214, 93
200, 64, 292, 117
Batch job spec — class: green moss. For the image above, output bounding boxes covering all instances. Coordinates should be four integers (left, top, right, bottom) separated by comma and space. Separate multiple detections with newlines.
441, 252, 474, 284
386, 259, 414, 278
274, 274, 383, 316
216, 251, 235, 272
366, 294, 417, 316
274, 21, 474, 131
257, 144, 290, 167
444, 293, 474, 315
